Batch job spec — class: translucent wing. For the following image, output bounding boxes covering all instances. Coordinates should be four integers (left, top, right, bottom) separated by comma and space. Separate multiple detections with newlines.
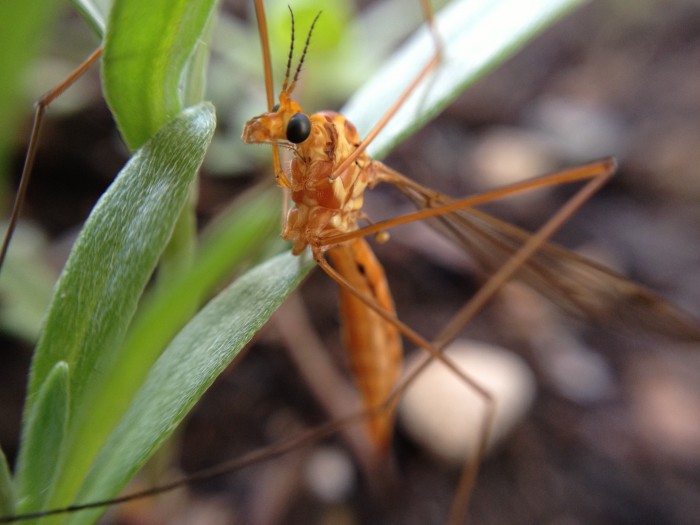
376, 163, 700, 341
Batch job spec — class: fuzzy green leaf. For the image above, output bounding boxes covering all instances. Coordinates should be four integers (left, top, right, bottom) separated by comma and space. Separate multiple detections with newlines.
66, 250, 313, 525
17, 103, 215, 519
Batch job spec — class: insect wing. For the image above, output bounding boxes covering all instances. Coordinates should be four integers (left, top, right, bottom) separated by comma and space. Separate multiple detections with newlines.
391, 174, 700, 341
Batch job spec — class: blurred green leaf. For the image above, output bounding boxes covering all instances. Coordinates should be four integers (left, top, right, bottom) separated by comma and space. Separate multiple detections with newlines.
0, 0, 62, 187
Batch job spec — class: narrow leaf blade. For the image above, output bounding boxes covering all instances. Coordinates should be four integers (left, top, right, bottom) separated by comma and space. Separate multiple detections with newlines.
15, 362, 69, 514
0, 442, 16, 518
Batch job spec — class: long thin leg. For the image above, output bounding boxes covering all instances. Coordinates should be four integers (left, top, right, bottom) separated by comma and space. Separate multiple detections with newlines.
324, 158, 616, 246
0, 46, 103, 271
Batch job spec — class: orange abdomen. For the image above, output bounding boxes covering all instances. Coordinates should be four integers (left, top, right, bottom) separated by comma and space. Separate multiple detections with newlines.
327, 238, 402, 449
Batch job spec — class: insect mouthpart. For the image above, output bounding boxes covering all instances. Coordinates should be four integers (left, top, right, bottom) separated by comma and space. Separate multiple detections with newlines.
241, 113, 285, 144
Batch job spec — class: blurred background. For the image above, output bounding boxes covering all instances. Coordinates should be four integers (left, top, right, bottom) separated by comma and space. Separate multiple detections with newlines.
1, 0, 699, 523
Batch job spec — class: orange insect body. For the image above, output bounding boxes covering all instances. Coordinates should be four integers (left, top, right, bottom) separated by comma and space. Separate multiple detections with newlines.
242, 77, 402, 448
244, 92, 375, 254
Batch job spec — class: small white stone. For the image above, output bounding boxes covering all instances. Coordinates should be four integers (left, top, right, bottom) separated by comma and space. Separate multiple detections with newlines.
304, 446, 356, 503
398, 340, 536, 466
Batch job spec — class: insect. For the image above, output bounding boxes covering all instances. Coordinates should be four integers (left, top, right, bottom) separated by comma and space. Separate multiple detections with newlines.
1, 1, 699, 524
240, 2, 700, 524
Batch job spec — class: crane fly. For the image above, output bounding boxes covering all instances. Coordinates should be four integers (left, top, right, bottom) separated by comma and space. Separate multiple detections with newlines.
1, 0, 700, 524
241, 0, 700, 521
242, 4, 610, 451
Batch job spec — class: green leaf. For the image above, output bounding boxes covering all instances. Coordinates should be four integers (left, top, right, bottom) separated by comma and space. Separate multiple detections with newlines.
0, 445, 16, 518
15, 362, 69, 514
17, 103, 216, 518
343, 0, 585, 159
67, 250, 313, 525
103, 0, 218, 150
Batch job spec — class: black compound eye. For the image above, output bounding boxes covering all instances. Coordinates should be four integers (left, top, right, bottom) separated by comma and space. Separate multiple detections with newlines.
272, 103, 280, 112
286, 113, 311, 144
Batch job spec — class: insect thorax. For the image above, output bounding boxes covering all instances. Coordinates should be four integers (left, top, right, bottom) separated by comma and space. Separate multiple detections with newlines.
283, 111, 376, 254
